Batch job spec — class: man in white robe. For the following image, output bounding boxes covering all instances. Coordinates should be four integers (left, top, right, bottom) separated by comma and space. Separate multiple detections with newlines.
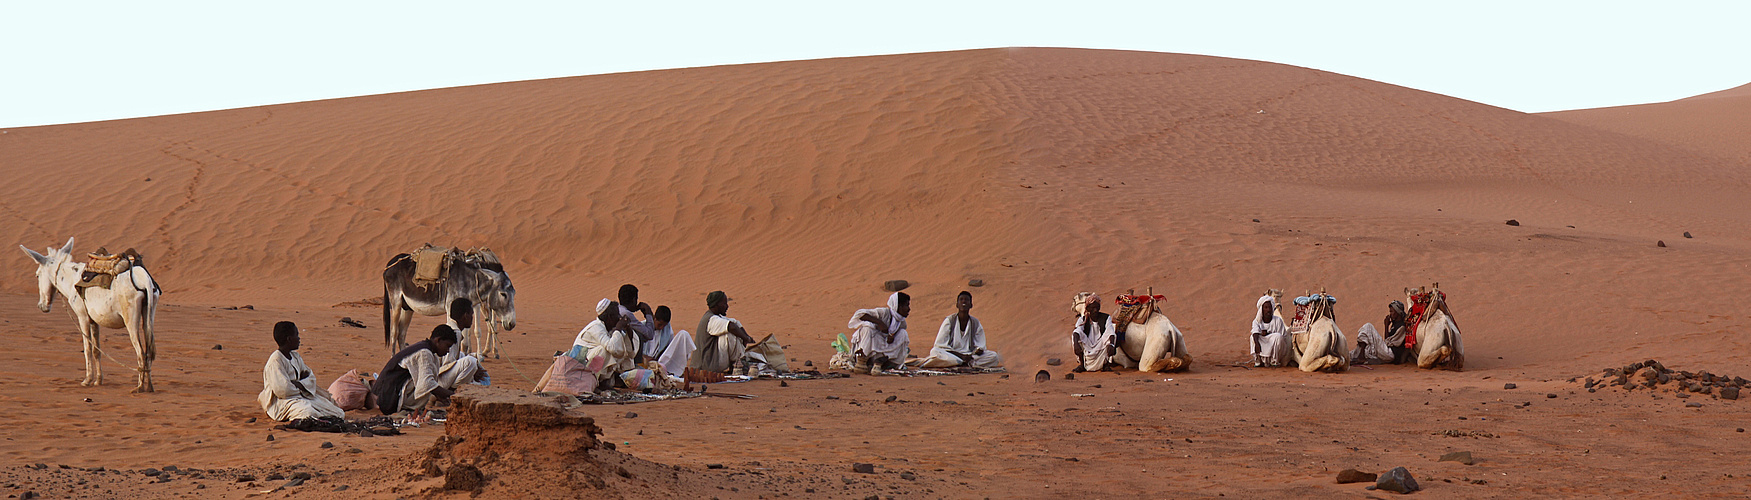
1071, 292, 1128, 371
913, 291, 1002, 369
1350, 323, 1395, 365
442, 298, 488, 386
689, 291, 757, 374
849, 292, 911, 374
1250, 294, 1293, 367
259, 321, 346, 421
373, 325, 463, 418
641, 305, 695, 377
572, 299, 641, 383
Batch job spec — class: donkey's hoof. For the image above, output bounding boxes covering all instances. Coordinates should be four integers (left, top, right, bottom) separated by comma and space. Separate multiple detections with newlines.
80, 380, 95, 387
131, 386, 151, 394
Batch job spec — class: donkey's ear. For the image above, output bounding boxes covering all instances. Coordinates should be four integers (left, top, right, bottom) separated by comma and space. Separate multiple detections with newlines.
59, 237, 75, 255
20, 245, 49, 265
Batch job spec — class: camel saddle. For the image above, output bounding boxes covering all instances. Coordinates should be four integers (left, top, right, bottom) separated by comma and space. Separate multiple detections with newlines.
78, 247, 143, 289
411, 244, 453, 287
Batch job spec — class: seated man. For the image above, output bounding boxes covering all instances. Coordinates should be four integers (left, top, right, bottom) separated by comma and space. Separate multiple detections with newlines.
689, 291, 758, 374
374, 325, 474, 419
913, 291, 1002, 369
259, 321, 346, 421
444, 298, 490, 385
849, 292, 911, 374
1382, 300, 1413, 364
1071, 292, 1125, 372
642, 305, 695, 377
617, 284, 656, 346
1250, 294, 1293, 367
572, 299, 642, 383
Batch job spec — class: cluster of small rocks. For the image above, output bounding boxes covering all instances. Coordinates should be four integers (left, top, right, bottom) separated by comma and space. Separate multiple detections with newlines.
1582, 359, 1744, 401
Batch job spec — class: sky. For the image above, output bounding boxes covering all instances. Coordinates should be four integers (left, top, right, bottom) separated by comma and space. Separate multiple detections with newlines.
4, 1, 1748, 128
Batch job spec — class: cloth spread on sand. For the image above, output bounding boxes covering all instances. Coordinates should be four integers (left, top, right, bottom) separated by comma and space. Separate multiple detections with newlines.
259, 350, 345, 422
273, 415, 401, 436
1250, 295, 1293, 367
848, 296, 910, 362
689, 313, 747, 373
1350, 322, 1395, 365
911, 314, 1002, 369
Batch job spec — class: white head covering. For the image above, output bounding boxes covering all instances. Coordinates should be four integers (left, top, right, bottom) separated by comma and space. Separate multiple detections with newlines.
887, 292, 903, 314
1256, 294, 1275, 309
1072, 292, 1099, 316
595, 298, 613, 316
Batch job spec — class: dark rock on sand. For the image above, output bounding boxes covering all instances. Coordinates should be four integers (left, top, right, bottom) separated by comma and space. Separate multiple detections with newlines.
1034, 370, 1050, 383
265, 434, 274, 442
212, 344, 223, 350
1505, 219, 1520, 226
1064, 373, 1075, 381
1657, 240, 1667, 247
1376, 467, 1420, 493
1719, 386, 1739, 400
1045, 358, 1062, 366
1336, 469, 1377, 483
706, 464, 725, 469
1438, 451, 1474, 465
320, 442, 333, 449
852, 463, 876, 474
1684, 231, 1693, 238
624, 412, 638, 419
266, 473, 284, 481
882, 280, 910, 292
900, 471, 916, 480
292, 472, 312, 481
443, 463, 485, 492
884, 395, 897, 403
142, 468, 161, 477
968, 279, 984, 287
1503, 383, 1516, 390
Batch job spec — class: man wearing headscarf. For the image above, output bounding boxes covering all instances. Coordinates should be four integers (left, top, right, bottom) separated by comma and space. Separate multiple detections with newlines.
1382, 300, 1412, 364
1250, 294, 1293, 367
688, 291, 757, 374
849, 292, 912, 374
259, 321, 346, 421
1071, 292, 1125, 371
571, 299, 641, 383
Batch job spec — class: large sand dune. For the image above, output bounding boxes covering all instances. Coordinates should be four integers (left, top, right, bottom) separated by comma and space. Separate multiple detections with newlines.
4, 48, 1750, 497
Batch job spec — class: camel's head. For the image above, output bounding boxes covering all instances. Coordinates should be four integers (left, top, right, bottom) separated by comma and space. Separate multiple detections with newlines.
484, 270, 517, 331
19, 237, 74, 313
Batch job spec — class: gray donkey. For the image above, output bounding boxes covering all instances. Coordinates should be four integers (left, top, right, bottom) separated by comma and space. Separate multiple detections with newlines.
382, 247, 517, 357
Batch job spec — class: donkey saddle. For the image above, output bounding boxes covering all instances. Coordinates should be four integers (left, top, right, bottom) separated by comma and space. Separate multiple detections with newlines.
78, 247, 143, 289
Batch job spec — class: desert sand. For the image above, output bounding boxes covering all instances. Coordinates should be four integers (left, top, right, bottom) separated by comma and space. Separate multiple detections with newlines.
1, 48, 1749, 498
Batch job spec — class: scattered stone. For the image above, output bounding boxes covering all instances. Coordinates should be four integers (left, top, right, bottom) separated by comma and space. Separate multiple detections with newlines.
347, 448, 362, 453
803, 360, 813, 367
884, 395, 897, 403
616, 466, 632, 478
265, 434, 274, 442
320, 442, 333, 449
1721, 386, 1739, 400
142, 468, 161, 477
246, 417, 256, 423
624, 412, 638, 419
1657, 240, 1667, 248
882, 280, 910, 292
968, 279, 984, 287
161, 465, 178, 472
1252, 218, 1261, 223
1684, 231, 1693, 238
292, 472, 312, 481
1045, 358, 1062, 366
266, 473, 285, 481
1335, 469, 1377, 484
826, 395, 840, 400
1686, 402, 1703, 408
900, 472, 916, 480
236, 475, 256, 483
1064, 373, 1075, 381
1505, 219, 1520, 226
213, 344, 223, 350
1376, 466, 1421, 494
706, 464, 725, 469
1546, 393, 1557, 399
1438, 451, 1474, 465
779, 380, 788, 387
443, 463, 484, 492
334, 485, 350, 491
339, 317, 367, 328
1503, 383, 1516, 390
1034, 370, 1050, 383
852, 463, 876, 474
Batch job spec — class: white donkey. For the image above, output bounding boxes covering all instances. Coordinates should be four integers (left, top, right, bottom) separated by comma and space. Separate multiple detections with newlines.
20, 238, 162, 392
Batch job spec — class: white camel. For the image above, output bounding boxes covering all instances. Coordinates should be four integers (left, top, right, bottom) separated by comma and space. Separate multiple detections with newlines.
1119, 312, 1193, 372
1291, 294, 1348, 373
1406, 286, 1464, 370
20, 238, 162, 392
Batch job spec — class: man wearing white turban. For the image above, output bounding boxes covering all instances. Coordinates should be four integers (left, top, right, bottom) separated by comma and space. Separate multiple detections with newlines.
1250, 294, 1293, 367
1071, 292, 1127, 371
848, 292, 911, 374
570, 299, 641, 384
